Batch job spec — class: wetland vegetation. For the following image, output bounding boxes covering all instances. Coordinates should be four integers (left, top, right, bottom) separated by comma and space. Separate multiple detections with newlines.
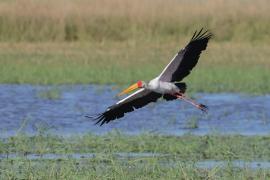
0, 0, 270, 179
0, 0, 269, 94
1, 133, 270, 179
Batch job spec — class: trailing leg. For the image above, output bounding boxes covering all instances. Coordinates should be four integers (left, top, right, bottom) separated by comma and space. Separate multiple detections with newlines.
174, 93, 208, 112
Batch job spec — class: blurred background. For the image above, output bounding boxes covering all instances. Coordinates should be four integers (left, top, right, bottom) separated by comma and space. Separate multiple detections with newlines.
0, 0, 269, 91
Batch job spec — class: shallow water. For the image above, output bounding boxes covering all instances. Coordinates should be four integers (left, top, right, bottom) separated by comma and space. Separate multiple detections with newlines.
1, 152, 269, 169
0, 84, 269, 137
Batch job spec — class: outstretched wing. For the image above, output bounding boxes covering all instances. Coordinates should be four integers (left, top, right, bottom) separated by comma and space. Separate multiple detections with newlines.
90, 89, 162, 126
158, 28, 212, 82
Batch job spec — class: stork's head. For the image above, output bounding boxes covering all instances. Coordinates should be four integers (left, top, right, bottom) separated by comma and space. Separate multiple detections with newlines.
118, 80, 146, 96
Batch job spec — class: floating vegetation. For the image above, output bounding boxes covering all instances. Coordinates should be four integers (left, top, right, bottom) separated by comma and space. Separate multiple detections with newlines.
37, 87, 62, 100
185, 116, 199, 129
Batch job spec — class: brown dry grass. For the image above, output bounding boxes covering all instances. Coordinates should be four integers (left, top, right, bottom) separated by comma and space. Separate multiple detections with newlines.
0, 0, 269, 42
0, 0, 269, 93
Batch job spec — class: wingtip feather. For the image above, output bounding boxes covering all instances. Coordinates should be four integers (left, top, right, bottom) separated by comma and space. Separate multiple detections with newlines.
190, 30, 197, 41
191, 28, 213, 41
85, 113, 107, 126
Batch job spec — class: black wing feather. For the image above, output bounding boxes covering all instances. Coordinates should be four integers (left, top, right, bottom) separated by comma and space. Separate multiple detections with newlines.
159, 28, 212, 82
90, 89, 162, 126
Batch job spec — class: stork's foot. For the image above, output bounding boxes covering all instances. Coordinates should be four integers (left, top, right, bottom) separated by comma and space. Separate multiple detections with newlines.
197, 104, 208, 113
174, 93, 208, 113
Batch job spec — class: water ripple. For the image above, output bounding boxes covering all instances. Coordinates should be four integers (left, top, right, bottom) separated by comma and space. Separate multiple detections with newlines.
0, 85, 269, 137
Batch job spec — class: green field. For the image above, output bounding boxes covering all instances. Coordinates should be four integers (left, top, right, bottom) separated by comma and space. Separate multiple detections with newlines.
0, 0, 269, 94
1, 41, 270, 94
3, 133, 270, 158
2, 157, 269, 179
1, 133, 270, 179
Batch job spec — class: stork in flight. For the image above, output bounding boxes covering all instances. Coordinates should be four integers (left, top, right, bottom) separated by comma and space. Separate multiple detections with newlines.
89, 28, 212, 126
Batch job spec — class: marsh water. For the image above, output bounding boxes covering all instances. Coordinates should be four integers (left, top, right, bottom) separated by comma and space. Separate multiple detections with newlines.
0, 84, 269, 137
1, 152, 270, 169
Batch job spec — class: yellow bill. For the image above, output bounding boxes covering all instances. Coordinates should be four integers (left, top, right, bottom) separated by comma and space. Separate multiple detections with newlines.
118, 83, 139, 96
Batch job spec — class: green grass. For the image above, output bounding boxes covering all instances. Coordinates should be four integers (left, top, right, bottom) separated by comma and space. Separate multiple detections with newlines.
1, 133, 270, 179
0, 0, 269, 94
1, 158, 270, 179
185, 116, 199, 129
0, 41, 269, 94
1, 133, 270, 160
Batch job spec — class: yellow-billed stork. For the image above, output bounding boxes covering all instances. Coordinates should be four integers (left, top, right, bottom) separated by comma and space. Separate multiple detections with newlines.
89, 28, 212, 125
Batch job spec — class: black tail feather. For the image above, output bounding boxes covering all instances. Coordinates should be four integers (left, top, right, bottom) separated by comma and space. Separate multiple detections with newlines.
174, 82, 187, 93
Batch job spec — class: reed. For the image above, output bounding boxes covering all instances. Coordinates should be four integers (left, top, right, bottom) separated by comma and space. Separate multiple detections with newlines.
0, 0, 269, 42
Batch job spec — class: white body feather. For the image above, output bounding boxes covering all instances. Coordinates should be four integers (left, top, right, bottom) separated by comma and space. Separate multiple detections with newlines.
148, 78, 179, 94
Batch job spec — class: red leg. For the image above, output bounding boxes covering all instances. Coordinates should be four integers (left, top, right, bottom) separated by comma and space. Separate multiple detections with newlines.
174, 93, 208, 113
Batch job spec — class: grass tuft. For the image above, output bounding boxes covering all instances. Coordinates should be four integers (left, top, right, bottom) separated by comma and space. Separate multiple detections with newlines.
37, 87, 62, 100
185, 116, 199, 129
1, 133, 270, 179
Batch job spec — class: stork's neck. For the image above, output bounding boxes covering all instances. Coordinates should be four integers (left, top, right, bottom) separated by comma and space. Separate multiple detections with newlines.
144, 83, 150, 89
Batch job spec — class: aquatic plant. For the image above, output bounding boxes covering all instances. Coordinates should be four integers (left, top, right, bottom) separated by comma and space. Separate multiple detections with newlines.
37, 87, 62, 100
1, 133, 270, 160
185, 116, 199, 129
0, 133, 270, 179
